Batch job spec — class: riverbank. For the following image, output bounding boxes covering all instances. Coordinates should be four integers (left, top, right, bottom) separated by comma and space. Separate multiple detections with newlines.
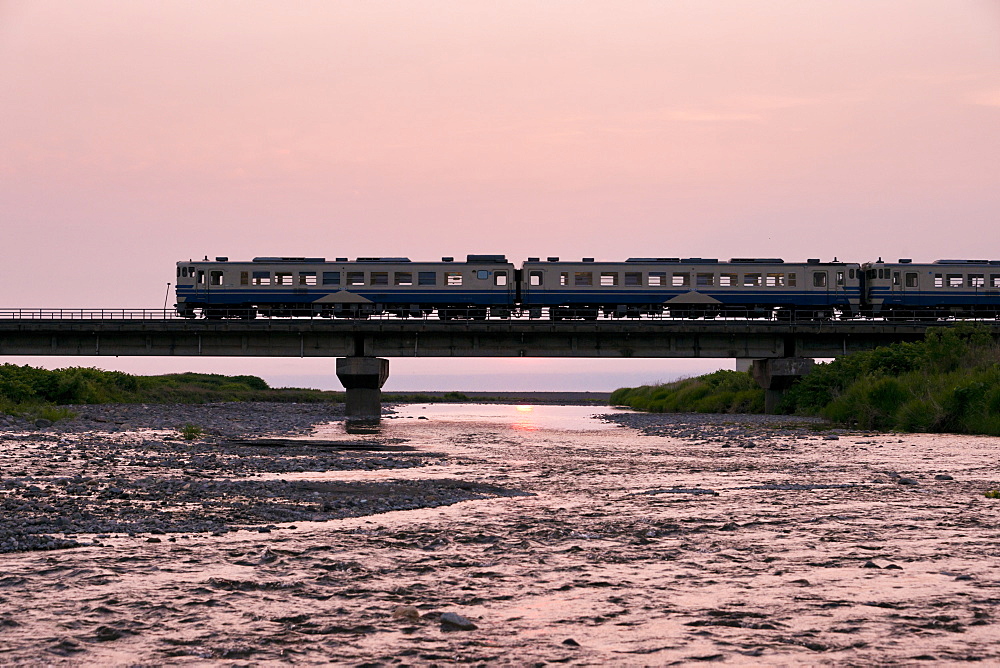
612, 325, 1000, 436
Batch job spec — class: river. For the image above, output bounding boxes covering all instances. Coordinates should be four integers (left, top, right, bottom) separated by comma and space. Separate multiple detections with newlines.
1, 403, 999, 665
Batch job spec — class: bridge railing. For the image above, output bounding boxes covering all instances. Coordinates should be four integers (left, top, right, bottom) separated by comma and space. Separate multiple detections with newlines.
0, 309, 184, 320
0, 307, 996, 323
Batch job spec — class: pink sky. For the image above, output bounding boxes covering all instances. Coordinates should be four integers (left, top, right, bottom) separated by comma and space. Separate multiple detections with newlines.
2, 1, 999, 390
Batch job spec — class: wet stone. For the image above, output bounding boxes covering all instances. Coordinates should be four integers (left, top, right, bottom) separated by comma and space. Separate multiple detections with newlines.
440, 612, 478, 631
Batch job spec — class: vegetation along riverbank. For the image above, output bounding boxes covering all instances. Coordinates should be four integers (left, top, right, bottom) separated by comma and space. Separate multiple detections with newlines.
612, 325, 1000, 436
0, 365, 605, 424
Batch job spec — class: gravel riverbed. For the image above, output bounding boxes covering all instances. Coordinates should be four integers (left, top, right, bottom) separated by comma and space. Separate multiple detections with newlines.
1, 403, 999, 666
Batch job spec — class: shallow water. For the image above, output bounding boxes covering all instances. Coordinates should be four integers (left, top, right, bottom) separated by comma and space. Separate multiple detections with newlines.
2, 405, 1000, 665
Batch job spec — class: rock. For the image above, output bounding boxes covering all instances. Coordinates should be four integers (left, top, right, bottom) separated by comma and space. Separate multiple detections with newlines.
562, 638, 581, 646
822, 435, 839, 440
934, 474, 954, 481
391, 605, 421, 621
146, 537, 162, 543
440, 612, 478, 631
863, 560, 881, 569
884, 563, 903, 570
897, 478, 919, 486
955, 574, 974, 581
34, 419, 53, 429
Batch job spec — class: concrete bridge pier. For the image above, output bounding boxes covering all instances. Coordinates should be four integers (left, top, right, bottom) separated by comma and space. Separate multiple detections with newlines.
336, 357, 390, 419
751, 357, 815, 414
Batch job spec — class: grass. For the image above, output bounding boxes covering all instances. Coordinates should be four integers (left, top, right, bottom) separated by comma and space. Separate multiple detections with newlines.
611, 324, 1000, 437
0, 366, 342, 422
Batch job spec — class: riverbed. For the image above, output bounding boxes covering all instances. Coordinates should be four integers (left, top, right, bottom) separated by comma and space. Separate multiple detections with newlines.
1, 403, 999, 665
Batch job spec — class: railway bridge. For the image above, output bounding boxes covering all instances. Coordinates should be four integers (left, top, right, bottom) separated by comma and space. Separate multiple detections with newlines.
2, 310, 996, 416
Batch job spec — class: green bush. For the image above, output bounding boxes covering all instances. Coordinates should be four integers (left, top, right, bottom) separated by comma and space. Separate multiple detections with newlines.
613, 325, 1000, 436
612, 370, 764, 414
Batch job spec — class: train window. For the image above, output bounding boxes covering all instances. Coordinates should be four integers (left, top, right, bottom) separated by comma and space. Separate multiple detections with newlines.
177, 267, 182, 278
892, 272, 900, 286
495, 271, 508, 286
672, 272, 689, 287
371, 272, 389, 286
947, 274, 962, 288
196, 270, 205, 285
240, 271, 249, 286
275, 272, 293, 285
934, 273, 943, 288
600, 272, 619, 287
718, 273, 737, 287
624, 272, 642, 287
394, 272, 413, 286
788, 273, 797, 287
812, 272, 827, 288
878, 269, 884, 279
744, 273, 762, 287
969, 274, 985, 288
992, 274, 1000, 288
766, 273, 784, 287
574, 272, 592, 287
559, 272, 569, 286
696, 273, 714, 287
418, 271, 436, 286
347, 272, 365, 286
322, 271, 340, 285
299, 272, 317, 286
529, 270, 544, 286
905, 273, 918, 288
648, 272, 665, 287
849, 269, 855, 280
210, 270, 224, 286
477, 270, 489, 280
836, 271, 845, 286
446, 271, 463, 286
252, 271, 270, 286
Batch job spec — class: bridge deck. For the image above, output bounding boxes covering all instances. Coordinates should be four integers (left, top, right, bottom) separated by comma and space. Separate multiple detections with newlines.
1, 318, 986, 358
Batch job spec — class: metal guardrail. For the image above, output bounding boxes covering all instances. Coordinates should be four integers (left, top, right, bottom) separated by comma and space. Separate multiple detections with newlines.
0, 308, 998, 324
0, 309, 183, 320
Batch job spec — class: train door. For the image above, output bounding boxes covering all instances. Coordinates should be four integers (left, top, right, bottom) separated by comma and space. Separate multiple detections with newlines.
521, 267, 545, 317
194, 268, 208, 303
834, 268, 847, 304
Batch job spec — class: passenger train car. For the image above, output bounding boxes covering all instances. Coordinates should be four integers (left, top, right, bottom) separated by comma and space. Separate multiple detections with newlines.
520, 257, 860, 319
174, 255, 1000, 320
175, 255, 515, 319
863, 259, 1000, 319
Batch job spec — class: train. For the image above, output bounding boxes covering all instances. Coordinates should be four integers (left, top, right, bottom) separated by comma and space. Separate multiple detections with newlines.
174, 255, 1000, 321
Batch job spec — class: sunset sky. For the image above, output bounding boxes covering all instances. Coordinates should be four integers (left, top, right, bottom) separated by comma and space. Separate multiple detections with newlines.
2, 1, 999, 390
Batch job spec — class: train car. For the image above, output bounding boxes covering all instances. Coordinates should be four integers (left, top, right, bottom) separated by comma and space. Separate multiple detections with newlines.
520, 257, 862, 319
863, 259, 1000, 319
175, 255, 516, 319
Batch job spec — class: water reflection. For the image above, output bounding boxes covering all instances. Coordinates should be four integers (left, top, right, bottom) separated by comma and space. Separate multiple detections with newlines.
389, 403, 621, 432
344, 419, 382, 435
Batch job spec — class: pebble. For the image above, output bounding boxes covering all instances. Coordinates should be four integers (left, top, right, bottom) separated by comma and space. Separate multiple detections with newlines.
440, 612, 478, 631
392, 605, 421, 621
